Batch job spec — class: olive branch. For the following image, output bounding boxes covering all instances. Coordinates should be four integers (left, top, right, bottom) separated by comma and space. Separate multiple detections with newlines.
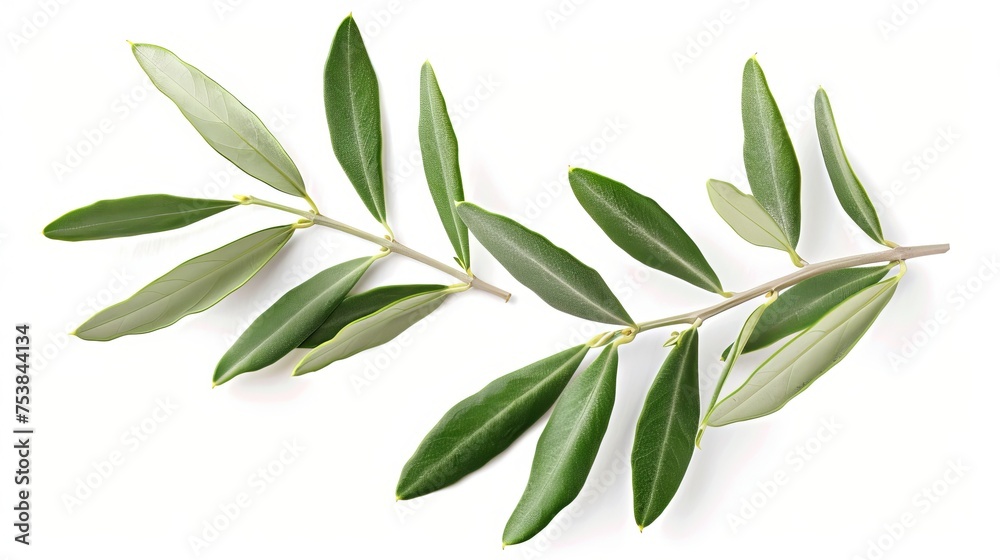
43, 15, 948, 547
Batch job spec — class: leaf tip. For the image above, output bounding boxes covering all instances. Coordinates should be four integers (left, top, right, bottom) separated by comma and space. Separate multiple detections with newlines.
638, 524, 644, 533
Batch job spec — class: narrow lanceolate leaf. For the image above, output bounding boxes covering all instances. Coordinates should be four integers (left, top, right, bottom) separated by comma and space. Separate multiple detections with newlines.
632, 328, 700, 530
300, 284, 445, 348
503, 345, 618, 546
721, 264, 893, 359
420, 62, 470, 270
700, 302, 771, 447
708, 276, 900, 426
742, 56, 801, 247
325, 15, 386, 224
457, 202, 634, 326
294, 286, 455, 376
74, 225, 294, 341
213, 256, 375, 386
707, 179, 802, 265
396, 345, 589, 500
569, 168, 723, 294
815, 88, 886, 245
132, 44, 311, 206
44, 195, 237, 241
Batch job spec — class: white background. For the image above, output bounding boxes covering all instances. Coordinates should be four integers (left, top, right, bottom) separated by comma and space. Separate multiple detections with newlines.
2, 0, 997, 558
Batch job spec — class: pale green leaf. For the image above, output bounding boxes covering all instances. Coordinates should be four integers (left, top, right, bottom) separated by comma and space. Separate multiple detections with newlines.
707, 179, 801, 265
708, 276, 900, 426
74, 225, 294, 341
294, 286, 456, 375
300, 284, 445, 348
131, 44, 312, 206
699, 302, 771, 447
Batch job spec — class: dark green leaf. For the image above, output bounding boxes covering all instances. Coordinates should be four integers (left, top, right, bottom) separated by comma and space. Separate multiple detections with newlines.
569, 168, 723, 294
721, 264, 893, 359
300, 284, 445, 348
74, 225, 294, 341
396, 345, 589, 500
420, 61, 470, 270
632, 328, 699, 529
503, 345, 618, 546
132, 44, 312, 207
742, 56, 801, 247
708, 275, 900, 426
324, 15, 386, 224
294, 286, 456, 375
213, 256, 376, 386
44, 195, 238, 241
815, 88, 886, 245
457, 202, 634, 326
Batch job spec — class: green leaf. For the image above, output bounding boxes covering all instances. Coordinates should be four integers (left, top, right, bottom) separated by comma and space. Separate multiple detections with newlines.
721, 264, 893, 359
569, 168, 724, 294
324, 15, 386, 224
213, 256, 376, 386
300, 284, 445, 348
396, 345, 589, 500
707, 275, 900, 426
503, 345, 618, 546
707, 179, 803, 266
457, 202, 634, 326
74, 225, 294, 341
742, 56, 801, 247
131, 44, 312, 208
632, 328, 700, 530
44, 195, 238, 241
700, 301, 771, 447
294, 286, 456, 376
815, 88, 886, 245
419, 61, 470, 270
